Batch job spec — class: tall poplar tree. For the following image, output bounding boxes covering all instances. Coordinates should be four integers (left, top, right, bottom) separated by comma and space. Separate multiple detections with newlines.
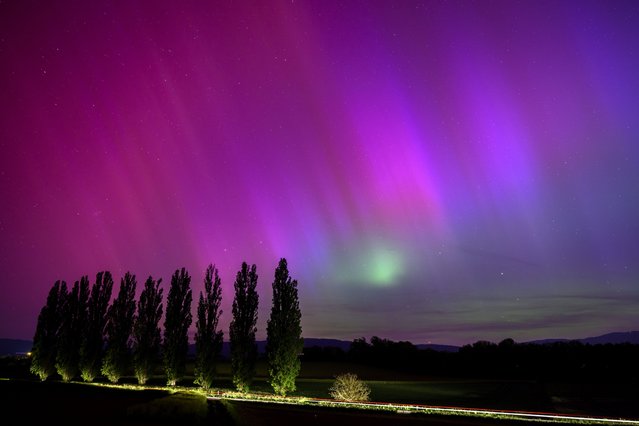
55, 276, 89, 381
133, 276, 163, 385
266, 258, 303, 396
163, 267, 192, 386
80, 271, 113, 382
30, 280, 67, 381
229, 262, 259, 392
102, 272, 137, 383
194, 264, 224, 390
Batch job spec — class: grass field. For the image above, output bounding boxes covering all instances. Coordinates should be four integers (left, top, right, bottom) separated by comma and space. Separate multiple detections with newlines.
2, 358, 637, 421
2, 379, 617, 426
159, 360, 639, 418
204, 376, 553, 411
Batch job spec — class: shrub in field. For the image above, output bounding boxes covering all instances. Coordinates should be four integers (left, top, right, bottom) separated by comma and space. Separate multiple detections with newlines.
329, 373, 371, 402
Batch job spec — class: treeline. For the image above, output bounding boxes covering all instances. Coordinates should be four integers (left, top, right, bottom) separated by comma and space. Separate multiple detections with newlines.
30, 258, 303, 395
305, 336, 639, 381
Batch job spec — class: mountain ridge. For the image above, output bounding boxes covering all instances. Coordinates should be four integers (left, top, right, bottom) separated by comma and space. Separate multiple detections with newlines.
2, 331, 637, 357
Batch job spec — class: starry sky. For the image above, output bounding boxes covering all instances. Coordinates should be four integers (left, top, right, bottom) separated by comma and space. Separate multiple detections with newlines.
1, 0, 638, 346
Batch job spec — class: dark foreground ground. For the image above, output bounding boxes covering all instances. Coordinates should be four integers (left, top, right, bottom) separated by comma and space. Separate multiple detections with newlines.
2, 356, 639, 424
0, 380, 566, 426
221, 399, 542, 426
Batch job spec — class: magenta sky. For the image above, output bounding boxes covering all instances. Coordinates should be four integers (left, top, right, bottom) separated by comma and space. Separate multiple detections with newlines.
1, 0, 638, 345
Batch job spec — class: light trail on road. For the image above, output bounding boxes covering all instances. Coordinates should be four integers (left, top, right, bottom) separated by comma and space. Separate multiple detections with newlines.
208, 394, 639, 425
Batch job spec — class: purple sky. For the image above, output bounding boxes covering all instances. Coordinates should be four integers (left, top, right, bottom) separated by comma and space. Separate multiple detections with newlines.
1, 0, 638, 345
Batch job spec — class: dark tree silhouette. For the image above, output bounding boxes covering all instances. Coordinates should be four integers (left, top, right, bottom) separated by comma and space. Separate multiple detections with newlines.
80, 271, 114, 382
266, 258, 303, 396
194, 264, 224, 390
133, 276, 163, 385
55, 276, 89, 381
102, 272, 137, 383
347, 336, 419, 368
230, 262, 259, 392
163, 267, 192, 386
30, 280, 67, 381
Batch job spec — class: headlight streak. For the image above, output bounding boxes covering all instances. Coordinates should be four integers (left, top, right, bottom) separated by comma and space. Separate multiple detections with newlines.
208, 394, 639, 425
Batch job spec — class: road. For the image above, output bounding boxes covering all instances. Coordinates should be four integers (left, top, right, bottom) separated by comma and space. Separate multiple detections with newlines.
210, 395, 639, 426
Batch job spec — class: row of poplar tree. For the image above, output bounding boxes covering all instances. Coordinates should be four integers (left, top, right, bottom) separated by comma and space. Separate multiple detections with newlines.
30, 258, 303, 396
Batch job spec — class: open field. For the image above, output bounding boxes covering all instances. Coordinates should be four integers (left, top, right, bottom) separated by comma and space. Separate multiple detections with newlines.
2, 358, 638, 422
5, 379, 632, 426
195, 360, 639, 418
218, 399, 551, 426
0, 379, 212, 425
208, 376, 638, 419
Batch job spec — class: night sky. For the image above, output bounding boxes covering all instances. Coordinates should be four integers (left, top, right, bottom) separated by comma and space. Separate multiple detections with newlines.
1, 1, 638, 345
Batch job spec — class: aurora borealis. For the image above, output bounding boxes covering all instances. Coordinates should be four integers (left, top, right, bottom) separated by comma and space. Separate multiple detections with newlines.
1, 0, 638, 345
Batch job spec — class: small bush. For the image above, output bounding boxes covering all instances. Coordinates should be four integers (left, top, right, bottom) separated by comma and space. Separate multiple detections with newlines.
329, 373, 371, 402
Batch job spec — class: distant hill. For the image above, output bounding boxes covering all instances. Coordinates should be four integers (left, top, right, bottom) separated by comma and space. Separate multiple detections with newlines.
5, 331, 638, 357
580, 331, 639, 345
526, 331, 639, 345
188, 338, 460, 357
299, 338, 460, 353
189, 338, 353, 358
416, 343, 460, 352
302, 338, 353, 351
0, 339, 32, 356
524, 338, 569, 345
185, 331, 639, 357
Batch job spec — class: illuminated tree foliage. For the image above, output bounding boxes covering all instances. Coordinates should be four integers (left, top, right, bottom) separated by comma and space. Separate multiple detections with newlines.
55, 276, 89, 381
194, 264, 224, 390
266, 258, 303, 396
163, 267, 192, 386
133, 276, 163, 385
102, 272, 137, 383
30, 280, 67, 381
80, 271, 114, 382
230, 262, 259, 392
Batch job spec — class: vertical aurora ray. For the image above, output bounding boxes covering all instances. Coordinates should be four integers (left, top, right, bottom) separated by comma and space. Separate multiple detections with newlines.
1, 0, 638, 344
